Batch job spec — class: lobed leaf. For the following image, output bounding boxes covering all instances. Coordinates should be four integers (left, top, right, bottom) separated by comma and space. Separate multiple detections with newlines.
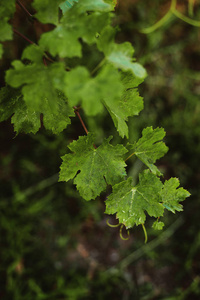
59, 133, 127, 200
0, 86, 74, 135
104, 71, 144, 138
6, 57, 67, 112
128, 127, 169, 175
97, 26, 147, 79
105, 170, 190, 229
161, 177, 191, 213
39, 2, 110, 58
105, 170, 164, 228
32, 0, 63, 25
65, 64, 123, 116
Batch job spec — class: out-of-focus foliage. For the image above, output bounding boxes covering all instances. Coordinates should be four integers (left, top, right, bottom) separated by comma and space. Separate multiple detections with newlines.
1, 0, 200, 299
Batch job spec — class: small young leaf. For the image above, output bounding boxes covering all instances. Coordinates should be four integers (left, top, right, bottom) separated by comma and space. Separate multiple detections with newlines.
128, 127, 169, 175
161, 177, 191, 213
152, 220, 165, 230
59, 133, 127, 200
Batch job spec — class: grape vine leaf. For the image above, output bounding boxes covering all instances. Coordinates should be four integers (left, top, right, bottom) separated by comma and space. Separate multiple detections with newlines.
32, 0, 63, 25
42, 93, 75, 134
13, 95, 74, 135
0, 86, 74, 134
97, 26, 147, 79
0, 0, 16, 57
105, 170, 164, 228
0, 86, 20, 122
39, 1, 111, 58
103, 71, 144, 138
105, 170, 190, 228
11, 100, 41, 134
6, 45, 68, 112
152, 220, 165, 230
59, 133, 127, 200
65, 64, 123, 116
0, 0, 15, 41
161, 177, 190, 213
127, 127, 169, 175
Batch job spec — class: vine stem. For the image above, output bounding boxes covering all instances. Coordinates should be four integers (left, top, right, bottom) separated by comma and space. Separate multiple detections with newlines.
91, 58, 106, 76
73, 107, 97, 149
73, 107, 89, 135
43, 57, 47, 66
140, 0, 200, 34
13, 28, 35, 45
16, 0, 33, 18
13, 29, 56, 64
125, 152, 135, 162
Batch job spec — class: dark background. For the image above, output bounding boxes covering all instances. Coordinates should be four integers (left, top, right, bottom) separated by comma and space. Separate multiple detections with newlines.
1, 1, 200, 299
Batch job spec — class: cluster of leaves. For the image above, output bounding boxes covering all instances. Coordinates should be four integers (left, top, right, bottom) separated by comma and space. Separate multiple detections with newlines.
0, 0, 190, 233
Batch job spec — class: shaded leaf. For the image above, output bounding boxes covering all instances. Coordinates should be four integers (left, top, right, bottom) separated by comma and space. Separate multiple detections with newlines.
128, 127, 168, 175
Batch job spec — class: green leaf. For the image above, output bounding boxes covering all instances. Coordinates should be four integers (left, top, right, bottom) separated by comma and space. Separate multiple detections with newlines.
104, 71, 143, 138
6, 55, 67, 112
97, 26, 147, 79
42, 92, 75, 134
59, 133, 127, 200
32, 0, 63, 25
11, 101, 41, 134
108, 43, 147, 78
128, 127, 169, 175
105, 169, 190, 228
152, 220, 165, 230
0, 86, 74, 134
0, 0, 15, 41
66, 64, 123, 116
39, 10, 110, 58
0, 86, 20, 122
121, 70, 144, 88
105, 170, 164, 228
65, 66, 104, 115
73, 0, 111, 13
161, 178, 191, 213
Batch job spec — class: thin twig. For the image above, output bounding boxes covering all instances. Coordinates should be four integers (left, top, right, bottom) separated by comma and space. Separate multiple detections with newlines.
43, 57, 47, 66
13, 29, 56, 65
74, 107, 89, 134
13, 28, 35, 45
16, 0, 33, 18
73, 107, 97, 148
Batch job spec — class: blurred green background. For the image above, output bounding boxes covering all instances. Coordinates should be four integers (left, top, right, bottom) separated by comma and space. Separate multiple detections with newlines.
1, 0, 200, 299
